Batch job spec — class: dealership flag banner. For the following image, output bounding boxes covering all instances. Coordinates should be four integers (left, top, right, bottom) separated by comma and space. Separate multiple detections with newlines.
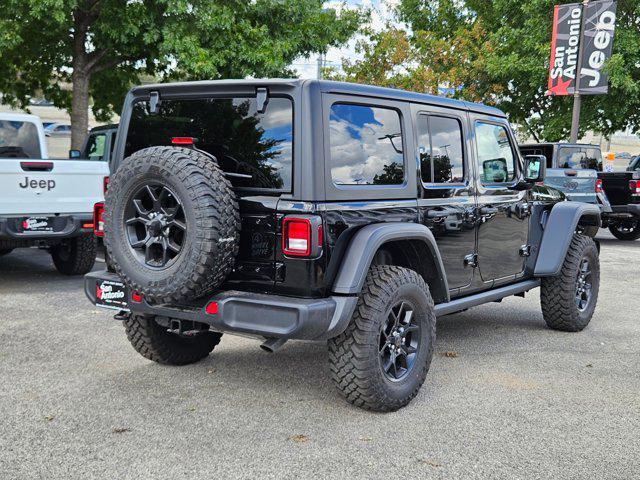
546, 0, 617, 96
579, 0, 617, 94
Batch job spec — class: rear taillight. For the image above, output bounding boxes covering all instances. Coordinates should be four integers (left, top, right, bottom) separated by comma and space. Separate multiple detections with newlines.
595, 179, 603, 193
103, 176, 110, 194
629, 180, 640, 194
131, 292, 142, 303
282, 217, 311, 257
93, 202, 105, 237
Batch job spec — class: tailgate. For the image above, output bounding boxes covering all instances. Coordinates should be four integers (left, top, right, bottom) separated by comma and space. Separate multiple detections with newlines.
599, 172, 639, 206
545, 168, 598, 204
0, 159, 108, 215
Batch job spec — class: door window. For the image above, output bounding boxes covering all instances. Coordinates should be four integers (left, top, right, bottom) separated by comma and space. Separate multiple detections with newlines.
475, 122, 516, 184
329, 103, 404, 185
417, 115, 464, 184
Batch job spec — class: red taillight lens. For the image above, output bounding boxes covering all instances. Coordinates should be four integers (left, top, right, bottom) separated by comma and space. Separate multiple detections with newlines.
103, 176, 110, 194
595, 179, 603, 193
282, 217, 311, 257
205, 301, 218, 315
93, 202, 105, 237
629, 180, 640, 194
131, 292, 142, 303
171, 137, 195, 145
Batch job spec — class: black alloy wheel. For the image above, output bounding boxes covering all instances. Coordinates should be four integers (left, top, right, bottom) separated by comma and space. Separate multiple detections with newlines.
575, 258, 593, 312
124, 183, 187, 269
379, 301, 421, 381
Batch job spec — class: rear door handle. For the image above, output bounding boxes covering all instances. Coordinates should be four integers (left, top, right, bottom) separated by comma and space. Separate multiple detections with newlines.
426, 210, 450, 219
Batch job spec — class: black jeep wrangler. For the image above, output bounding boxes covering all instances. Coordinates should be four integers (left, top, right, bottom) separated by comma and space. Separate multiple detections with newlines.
85, 80, 601, 412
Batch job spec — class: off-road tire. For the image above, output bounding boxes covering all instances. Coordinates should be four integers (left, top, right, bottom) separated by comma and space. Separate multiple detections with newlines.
104, 146, 240, 303
0, 248, 13, 256
328, 266, 436, 412
608, 217, 640, 241
51, 233, 96, 275
124, 314, 221, 365
540, 234, 600, 332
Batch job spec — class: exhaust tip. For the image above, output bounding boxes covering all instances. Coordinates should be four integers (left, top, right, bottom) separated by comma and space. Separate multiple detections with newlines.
260, 337, 287, 353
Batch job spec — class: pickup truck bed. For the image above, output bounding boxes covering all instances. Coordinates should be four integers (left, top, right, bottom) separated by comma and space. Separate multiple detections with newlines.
598, 171, 640, 240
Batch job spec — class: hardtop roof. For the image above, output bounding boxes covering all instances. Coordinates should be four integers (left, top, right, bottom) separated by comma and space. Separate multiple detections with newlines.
130, 79, 506, 118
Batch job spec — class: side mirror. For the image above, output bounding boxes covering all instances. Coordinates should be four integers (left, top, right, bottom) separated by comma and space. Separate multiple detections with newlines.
524, 155, 546, 183
69, 149, 81, 159
482, 158, 508, 183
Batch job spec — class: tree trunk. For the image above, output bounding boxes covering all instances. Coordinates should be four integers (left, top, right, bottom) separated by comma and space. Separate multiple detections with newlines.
70, 68, 90, 150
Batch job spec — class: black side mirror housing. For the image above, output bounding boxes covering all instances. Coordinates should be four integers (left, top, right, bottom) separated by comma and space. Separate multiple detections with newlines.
69, 149, 81, 159
524, 155, 546, 183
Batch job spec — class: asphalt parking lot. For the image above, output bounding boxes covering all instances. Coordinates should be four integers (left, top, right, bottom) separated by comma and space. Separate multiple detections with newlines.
1, 232, 639, 480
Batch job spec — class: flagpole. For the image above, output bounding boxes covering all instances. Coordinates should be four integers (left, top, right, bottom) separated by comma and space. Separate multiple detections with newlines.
570, 0, 589, 143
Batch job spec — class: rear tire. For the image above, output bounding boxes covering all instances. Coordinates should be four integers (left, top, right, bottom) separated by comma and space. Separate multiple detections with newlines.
51, 234, 96, 275
328, 266, 435, 412
608, 217, 640, 241
540, 234, 600, 332
124, 314, 222, 365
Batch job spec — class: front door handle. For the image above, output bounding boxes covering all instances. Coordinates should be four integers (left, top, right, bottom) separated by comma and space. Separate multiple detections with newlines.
426, 210, 450, 219
480, 206, 499, 215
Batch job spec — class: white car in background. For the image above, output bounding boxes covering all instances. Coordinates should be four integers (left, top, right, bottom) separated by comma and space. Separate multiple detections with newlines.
44, 123, 72, 137
0, 113, 108, 274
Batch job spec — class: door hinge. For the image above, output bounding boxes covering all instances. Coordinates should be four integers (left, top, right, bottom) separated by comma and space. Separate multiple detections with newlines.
519, 244, 531, 257
463, 253, 478, 268
149, 91, 161, 114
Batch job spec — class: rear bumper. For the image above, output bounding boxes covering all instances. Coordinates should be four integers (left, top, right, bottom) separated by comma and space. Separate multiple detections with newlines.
84, 270, 358, 341
0, 213, 92, 241
603, 204, 640, 222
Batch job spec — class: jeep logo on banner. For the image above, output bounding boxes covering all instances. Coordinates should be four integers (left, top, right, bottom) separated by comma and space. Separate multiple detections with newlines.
547, 1, 617, 96
579, 0, 617, 94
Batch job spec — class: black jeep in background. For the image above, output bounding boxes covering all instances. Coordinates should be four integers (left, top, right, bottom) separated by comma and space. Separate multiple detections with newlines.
85, 80, 601, 411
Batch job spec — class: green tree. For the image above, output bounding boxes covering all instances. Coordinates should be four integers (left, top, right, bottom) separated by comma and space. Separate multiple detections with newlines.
330, 0, 640, 141
0, 0, 364, 149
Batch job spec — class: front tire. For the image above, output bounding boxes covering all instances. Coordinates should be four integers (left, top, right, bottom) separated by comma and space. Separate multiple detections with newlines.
328, 266, 435, 412
608, 217, 640, 241
540, 234, 600, 332
124, 314, 222, 365
51, 234, 96, 275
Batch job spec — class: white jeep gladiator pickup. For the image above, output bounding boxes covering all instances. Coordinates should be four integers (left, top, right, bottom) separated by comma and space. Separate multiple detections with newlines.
0, 112, 108, 274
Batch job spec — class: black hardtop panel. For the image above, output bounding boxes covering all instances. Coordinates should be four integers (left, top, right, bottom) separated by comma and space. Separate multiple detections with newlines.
522, 142, 601, 149
129, 78, 505, 117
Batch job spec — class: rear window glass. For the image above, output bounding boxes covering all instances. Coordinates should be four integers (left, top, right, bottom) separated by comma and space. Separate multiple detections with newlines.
0, 120, 41, 158
329, 103, 404, 186
558, 146, 602, 170
125, 97, 293, 191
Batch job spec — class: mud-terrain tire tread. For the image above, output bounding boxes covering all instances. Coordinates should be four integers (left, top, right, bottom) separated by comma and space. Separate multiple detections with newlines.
540, 234, 600, 332
51, 233, 96, 275
104, 146, 239, 303
328, 265, 435, 412
124, 314, 222, 365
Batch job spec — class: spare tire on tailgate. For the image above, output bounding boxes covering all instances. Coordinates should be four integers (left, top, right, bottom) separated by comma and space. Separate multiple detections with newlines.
104, 146, 240, 303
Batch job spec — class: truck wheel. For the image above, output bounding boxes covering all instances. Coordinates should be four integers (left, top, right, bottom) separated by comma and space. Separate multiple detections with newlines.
0, 248, 13, 256
124, 314, 222, 365
104, 146, 239, 303
608, 217, 640, 241
51, 233, 97, 275
328, 265, 436, 412
540, 234, 600, 332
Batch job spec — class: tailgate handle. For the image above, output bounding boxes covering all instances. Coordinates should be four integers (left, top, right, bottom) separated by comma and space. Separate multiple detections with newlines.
20, 161, 53, 172
564, 170, 578, 177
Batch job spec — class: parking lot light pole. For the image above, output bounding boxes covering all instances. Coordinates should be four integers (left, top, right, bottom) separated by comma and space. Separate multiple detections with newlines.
570, 0, 590, 143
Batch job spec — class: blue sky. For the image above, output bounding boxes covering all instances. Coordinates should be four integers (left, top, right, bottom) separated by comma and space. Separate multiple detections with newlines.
292, 0, 398, 79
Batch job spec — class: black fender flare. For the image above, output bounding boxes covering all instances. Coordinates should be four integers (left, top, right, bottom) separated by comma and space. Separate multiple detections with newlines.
331, 223, 449, 302
534, 201, 601, 277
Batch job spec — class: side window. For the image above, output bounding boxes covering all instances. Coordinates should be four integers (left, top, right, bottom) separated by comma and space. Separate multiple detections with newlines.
417, 115, 464, 184
475, 122, 516, 183
329, 103, 404, 186
86, 133, 106, 160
